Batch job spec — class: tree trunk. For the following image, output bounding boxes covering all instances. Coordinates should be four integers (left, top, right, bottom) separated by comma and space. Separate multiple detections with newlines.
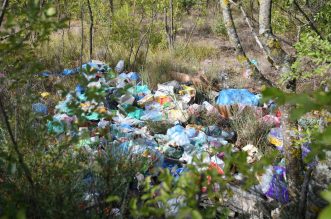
169, 0, 175, 49
0, 0, 9, 28
221, 0, 252, 69
80, 5, 84, 69
164, 7, 172, 50
109, 0, 114, 14
87, 0, 94, 61
259, 0, 295, 90
220, 0, 271, 86
259, 0, 272, 35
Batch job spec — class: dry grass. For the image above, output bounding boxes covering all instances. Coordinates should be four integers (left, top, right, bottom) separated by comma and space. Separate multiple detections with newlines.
229, 107, 272, 153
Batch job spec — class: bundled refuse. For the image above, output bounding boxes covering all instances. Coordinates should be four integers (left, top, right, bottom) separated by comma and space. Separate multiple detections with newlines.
42, 60, 317, 209
45, 60, 236, 180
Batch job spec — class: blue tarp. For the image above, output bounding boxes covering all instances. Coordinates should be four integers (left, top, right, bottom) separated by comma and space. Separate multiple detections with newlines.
216, 89, 260, 106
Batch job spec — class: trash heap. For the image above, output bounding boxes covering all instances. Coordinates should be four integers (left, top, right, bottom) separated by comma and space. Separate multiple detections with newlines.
46, 60, 235, 176
43, 60, 316, 207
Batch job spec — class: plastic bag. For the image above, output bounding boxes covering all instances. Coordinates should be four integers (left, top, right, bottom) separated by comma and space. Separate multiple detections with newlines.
127, 108, 144, 120
167, 125, 191, 146
268, 128, 283, 150
260, 165, 289, 203
32, 103, 48, 115
216, 89, 260, 106
137, 94, 154, 107
115, 60, 124, 73
167, 109, 189, 123
140, 110, 163, 121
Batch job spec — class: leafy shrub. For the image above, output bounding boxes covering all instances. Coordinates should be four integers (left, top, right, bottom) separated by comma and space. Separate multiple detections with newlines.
286, 32, 331, 83
212, 18, 227, 37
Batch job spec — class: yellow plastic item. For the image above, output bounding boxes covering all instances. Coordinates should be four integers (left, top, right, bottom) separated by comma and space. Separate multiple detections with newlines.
96, 106, 107, 114
80, 102, 91, 112
137, 94, 154, 107
268, 136, 283, 147
41, 92, 50, 98
179, 85, 196, 97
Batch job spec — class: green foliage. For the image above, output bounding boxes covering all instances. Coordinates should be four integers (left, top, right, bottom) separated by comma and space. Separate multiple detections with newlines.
179, 0, 198, 14
212, 17, 227, 37
319, 188, 331, 219
271, 4, 295, 36
287, 32, 331, 81
314, 2, 331, 41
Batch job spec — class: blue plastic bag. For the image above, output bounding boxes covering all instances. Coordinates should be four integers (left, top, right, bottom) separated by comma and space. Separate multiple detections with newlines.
216, 89, 260, 106
32, 103, 48, 115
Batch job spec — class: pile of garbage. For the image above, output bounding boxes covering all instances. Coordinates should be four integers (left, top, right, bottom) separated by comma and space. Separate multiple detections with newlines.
45, 60, 237, 175
39, 60, 317, 208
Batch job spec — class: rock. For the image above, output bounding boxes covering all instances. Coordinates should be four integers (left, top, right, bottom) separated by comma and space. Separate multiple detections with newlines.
225, 184, 278, 219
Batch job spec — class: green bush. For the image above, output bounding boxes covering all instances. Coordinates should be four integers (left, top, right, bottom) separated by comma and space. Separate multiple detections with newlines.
212, 18, 227, 37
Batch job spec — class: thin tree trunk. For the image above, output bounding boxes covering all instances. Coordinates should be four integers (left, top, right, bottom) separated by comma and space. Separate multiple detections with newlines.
259, 0, 291, 67
164, 7, 172, 49
221, 0, 250, 66
259, 0, 296, 91
109, 0, 114, 14
87, 0, 94, 61
259, 0, 272, 35
128, 1, 138, 66
108, 0, 114, 29
0, 0, 9, 27
80, 5, 84, 70
250, 0, 254, 21
169, 0, 175, 49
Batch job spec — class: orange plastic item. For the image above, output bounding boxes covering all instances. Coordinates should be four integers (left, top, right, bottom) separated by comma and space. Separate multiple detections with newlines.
155, 96, 171, 105
208, 162, 224, 175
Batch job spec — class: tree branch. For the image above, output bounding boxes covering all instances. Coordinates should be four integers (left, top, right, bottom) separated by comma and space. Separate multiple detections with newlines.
86, 0, 94, 60
293, 0, 324, 40
0, 94, 35, 189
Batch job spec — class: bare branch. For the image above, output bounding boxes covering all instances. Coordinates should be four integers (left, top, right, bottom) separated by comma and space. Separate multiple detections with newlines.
293, 0, 324, 40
